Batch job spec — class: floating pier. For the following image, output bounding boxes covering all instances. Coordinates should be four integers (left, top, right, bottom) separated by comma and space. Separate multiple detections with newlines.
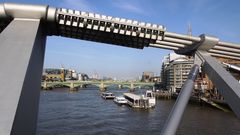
200, 97, 230, 112
155, 91, 172, 99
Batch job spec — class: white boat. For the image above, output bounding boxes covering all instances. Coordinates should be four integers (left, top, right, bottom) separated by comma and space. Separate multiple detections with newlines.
123, 90, 156, 108
114, 96, 128, 105
101, 92, 115, 99
145, 90, 156, 107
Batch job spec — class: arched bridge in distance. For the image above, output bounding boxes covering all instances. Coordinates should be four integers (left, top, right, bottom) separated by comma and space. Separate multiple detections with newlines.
0, 3, 240, 135
41, 80, 155, 91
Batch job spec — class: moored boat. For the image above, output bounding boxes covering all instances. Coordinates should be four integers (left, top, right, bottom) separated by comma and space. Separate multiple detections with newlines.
123, 90, 156, 109
101, 92, 115, 99
114, 96, 128, 105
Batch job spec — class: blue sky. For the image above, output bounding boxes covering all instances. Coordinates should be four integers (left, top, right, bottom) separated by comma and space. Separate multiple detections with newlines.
2, 0, 240, 79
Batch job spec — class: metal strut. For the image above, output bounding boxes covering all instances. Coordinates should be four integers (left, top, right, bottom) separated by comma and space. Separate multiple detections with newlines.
0, 19, 46, 135
161, 34, 240, 135
196, 50, 240, 118
160, 65, 199, 135
176, 34, 240, 118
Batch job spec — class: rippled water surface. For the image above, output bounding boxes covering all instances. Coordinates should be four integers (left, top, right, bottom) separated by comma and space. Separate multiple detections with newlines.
37, 88, 240, 135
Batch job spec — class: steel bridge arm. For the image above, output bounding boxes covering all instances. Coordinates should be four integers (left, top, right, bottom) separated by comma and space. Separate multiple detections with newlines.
160, 65, 199, 135
196, 51, 240, 118
161, 34, 240, 135
0, 19, 46, 135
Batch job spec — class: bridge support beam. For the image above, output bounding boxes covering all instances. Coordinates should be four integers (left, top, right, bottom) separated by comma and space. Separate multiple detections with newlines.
0, 19, 46, 135
196, 50, 240, 118
160, 65, 199, 135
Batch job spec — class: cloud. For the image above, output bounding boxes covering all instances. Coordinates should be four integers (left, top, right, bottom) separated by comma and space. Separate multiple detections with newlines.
112, 1, 145, 14
187, 0, 224, 13
59, 0, 96, 12
115, 3, 144, 14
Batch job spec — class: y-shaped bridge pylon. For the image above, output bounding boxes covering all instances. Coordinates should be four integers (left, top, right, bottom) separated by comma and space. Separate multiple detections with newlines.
160, 35, 240, 135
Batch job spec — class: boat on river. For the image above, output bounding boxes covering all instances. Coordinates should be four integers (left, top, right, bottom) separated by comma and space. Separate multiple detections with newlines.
123, 90, 156, 109
114, 96, 128, 105
101, 92, 115, 99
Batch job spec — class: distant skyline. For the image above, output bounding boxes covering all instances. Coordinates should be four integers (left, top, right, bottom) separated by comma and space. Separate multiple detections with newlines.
4, 0, 240, 79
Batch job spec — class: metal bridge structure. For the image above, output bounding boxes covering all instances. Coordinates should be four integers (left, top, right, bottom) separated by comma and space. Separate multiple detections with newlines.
0, 3, 240, 135
41, 81, 155, 91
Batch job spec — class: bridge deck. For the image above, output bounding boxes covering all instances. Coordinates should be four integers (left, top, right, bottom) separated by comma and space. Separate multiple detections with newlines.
0, 3, 240, 60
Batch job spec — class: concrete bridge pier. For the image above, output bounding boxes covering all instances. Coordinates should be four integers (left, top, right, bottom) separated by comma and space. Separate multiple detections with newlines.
42, 82, 48, 90
69, 82, 78, 91
153, 86, 156, 91
129, 83, 135, 92
99, 87, 107, 91
81, 84, 87, 88
42, 82, 52, 90
118, 84, 122, 89
99, 82, 107, 91
70, 87, 78, 91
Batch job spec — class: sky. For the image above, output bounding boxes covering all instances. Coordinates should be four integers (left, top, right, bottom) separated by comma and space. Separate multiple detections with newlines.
2, 0, 240, 79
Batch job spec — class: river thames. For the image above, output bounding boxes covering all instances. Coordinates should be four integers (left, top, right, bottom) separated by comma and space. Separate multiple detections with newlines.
37, 87, 240, 135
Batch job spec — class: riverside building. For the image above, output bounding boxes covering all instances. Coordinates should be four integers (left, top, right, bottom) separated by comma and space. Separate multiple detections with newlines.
161, 53, 194, 92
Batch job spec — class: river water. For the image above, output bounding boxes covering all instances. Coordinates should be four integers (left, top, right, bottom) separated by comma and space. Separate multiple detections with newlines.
37, 87, 240, 135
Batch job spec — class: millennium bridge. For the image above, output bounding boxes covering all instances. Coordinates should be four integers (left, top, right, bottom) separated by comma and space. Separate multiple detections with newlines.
41, 81, 155, 91
0, 3, 240, 135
